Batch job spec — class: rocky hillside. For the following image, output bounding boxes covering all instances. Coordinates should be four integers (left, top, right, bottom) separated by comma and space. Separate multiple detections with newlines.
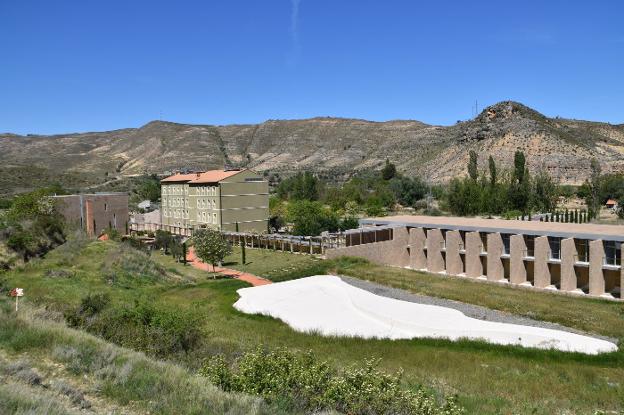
1, 101, 622, 195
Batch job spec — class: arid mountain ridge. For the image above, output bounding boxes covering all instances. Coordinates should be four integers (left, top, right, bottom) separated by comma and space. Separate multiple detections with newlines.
1, 101, 623, 195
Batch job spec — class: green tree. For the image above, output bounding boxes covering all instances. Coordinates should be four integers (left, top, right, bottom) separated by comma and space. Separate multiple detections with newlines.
276, 172, 321, 201
7, 188, 57, 222
340, 216, 359, 230
508, 151, 530, 213
136, 174, 161, 202
447, 177, 482, 216
269, 196, 287, 233
155, 230, 173, 254
191, 228, 232, 272
488, 155, 497, 186
381, 159, 397, 180
513, 151, 526, 184
287, 200, 339, 236
236, 222, 245, 264
3, 189, 66, 262
388, 176, 427, 207
170, 239, 184, 262
530, 171, 558, 213
468, 150, 478, 181
588, 158, 602, 215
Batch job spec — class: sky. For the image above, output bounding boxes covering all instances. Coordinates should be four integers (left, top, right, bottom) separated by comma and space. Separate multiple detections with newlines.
1, 0, 623, 135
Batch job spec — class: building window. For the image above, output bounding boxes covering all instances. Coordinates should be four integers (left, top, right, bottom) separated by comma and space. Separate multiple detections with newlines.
604, 241, 622, 266
213, 213, 217, 224
104, 203, 108, 211
549, 237, 562, 260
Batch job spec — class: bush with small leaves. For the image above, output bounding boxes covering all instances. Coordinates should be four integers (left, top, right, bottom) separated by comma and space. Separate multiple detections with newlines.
200, 347, 464, 415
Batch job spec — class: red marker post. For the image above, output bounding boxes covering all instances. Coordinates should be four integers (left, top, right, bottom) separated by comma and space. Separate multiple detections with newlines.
9, 288, 24, 311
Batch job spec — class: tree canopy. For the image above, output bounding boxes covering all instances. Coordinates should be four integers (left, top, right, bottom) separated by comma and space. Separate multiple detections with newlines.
191, 228, 232, 271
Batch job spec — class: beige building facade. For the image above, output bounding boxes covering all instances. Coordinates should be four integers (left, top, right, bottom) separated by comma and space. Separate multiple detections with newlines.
326, 215, 624, 300
160, 169, 269, 233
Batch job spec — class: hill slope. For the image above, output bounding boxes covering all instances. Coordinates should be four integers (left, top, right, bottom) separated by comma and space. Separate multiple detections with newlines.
1, 101, 623, 195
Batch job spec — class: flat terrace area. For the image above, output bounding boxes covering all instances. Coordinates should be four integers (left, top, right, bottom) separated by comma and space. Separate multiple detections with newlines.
361, 215, 624, 242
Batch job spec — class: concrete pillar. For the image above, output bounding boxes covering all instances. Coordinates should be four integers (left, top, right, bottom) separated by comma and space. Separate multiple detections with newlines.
445, 230, 463, 275
589, 240, 606, 296
486, 233, 504, 281
465, 231, 483, 278
390, 227, 410, 268
509, 234, 527, 284
560, 238, 578, 292
534, 236, 551, 288
426, 228, 445, 273
409, 227, 427, 270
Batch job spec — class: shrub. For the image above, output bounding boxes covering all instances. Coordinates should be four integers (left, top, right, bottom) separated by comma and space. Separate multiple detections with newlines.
101, 246, 167, 286
96, 302, 202, 357
65, 294, 203, 359
200, 347, 464, 415
52, 231, 89, 266
104, 227, 121, 241
339, 216, 359, 231
64, 293, 111, 328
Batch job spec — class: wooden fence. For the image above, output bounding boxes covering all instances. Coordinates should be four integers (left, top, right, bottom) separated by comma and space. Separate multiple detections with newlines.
129, 223, 395, 255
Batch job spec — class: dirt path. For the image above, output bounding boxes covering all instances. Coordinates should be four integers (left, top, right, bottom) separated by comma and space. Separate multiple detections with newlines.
186, 247, 272, 287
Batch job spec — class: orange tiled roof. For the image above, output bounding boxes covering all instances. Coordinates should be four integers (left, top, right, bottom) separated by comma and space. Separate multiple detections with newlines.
161, 170, 243, 184
606, 199, 617, 205
189, 170, 242, 183
160, 173, 201, 183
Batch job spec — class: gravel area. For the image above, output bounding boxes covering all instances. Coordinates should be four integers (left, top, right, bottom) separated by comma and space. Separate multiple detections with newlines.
339, 275, 618, 344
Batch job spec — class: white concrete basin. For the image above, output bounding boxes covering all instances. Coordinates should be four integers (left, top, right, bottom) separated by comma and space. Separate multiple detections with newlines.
234, 275, 618, 355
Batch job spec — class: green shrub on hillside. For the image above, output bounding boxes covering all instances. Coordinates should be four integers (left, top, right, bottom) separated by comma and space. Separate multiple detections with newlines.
101, 246, 168, 286
65, 294, 202, 359
201, 347, 464, 415
50, 230, 90, 266
0, 188, 67, 264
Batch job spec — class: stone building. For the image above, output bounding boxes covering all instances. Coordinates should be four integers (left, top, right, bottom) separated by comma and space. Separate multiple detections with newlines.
52, 193, 129, 236
160, 169, 269, 233
326, 215, 623, 299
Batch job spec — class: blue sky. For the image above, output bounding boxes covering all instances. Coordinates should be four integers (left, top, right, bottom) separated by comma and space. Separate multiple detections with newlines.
1, 0, 623, 135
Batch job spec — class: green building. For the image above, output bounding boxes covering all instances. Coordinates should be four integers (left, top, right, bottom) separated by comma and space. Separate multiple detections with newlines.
160, 169, 269, 233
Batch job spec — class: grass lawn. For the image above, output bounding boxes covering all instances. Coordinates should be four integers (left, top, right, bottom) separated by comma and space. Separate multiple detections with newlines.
2, 240, 623, 414
220, 246, 325, 281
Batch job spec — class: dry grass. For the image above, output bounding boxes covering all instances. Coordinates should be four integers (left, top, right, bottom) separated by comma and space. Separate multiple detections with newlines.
0, 302, 275, 415
2, 240, 623, 414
